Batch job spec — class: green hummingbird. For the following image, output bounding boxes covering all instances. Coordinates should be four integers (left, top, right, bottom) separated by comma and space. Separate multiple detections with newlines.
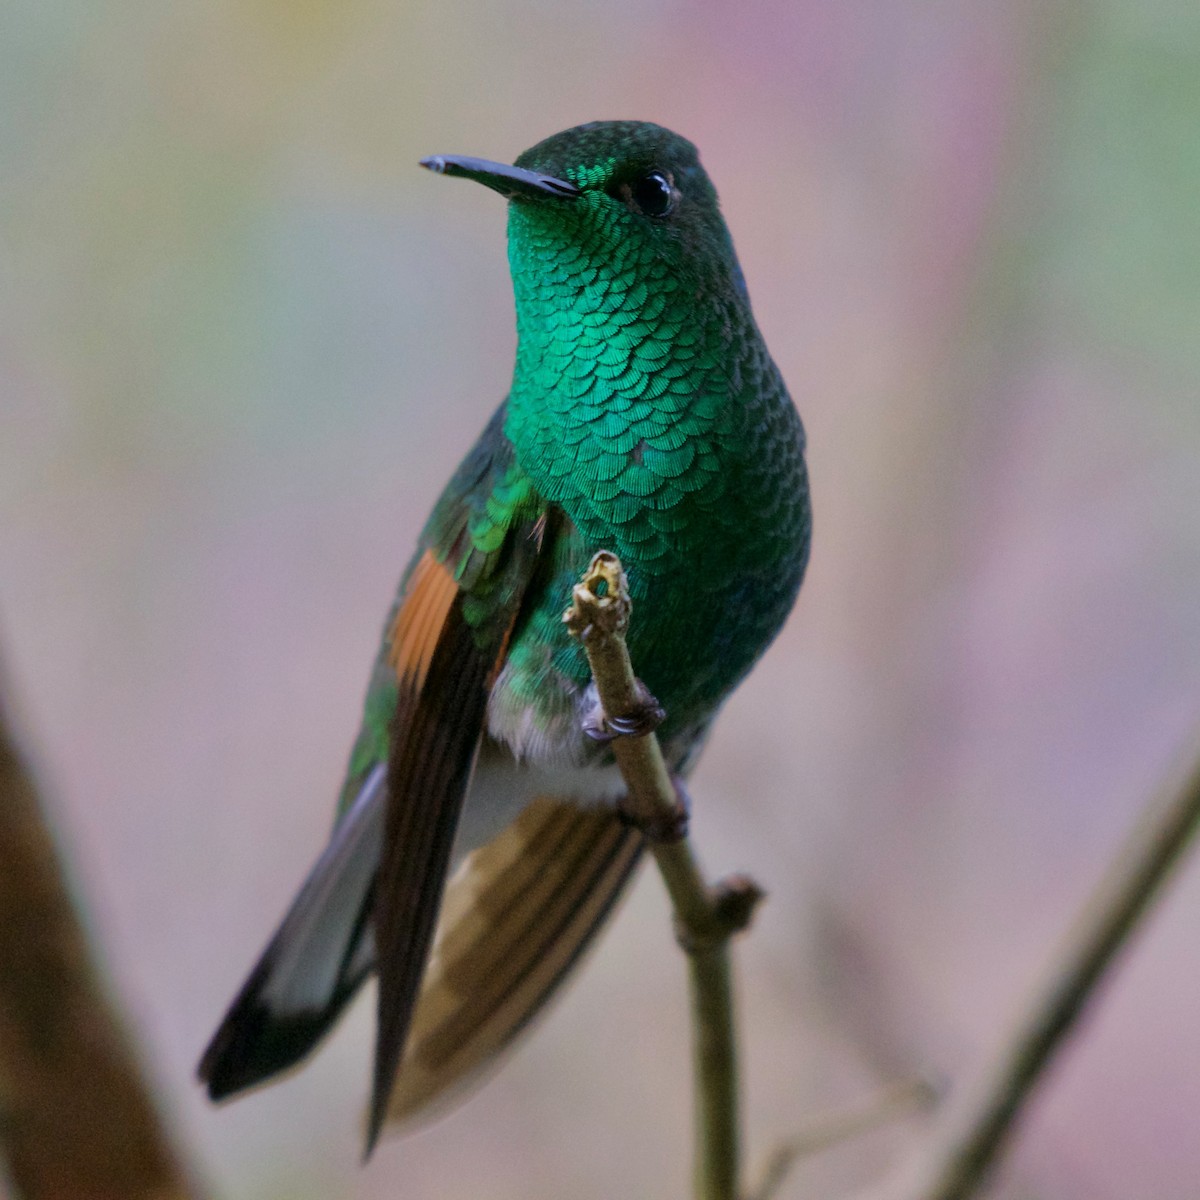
198, 120, 811, 1154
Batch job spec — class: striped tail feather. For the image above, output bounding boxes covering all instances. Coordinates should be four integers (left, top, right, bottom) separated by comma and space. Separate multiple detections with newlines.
384, 796, 643, 1128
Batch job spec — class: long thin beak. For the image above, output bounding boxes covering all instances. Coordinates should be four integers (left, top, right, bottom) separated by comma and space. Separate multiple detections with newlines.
420, 155, 579, 200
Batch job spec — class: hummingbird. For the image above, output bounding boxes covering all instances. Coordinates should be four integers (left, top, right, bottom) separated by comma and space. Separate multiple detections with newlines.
198, 120, 811, 1154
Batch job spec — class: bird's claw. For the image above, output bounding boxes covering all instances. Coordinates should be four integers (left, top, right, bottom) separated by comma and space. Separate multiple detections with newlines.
619, 776, 691, 844
582, 679, 666, 744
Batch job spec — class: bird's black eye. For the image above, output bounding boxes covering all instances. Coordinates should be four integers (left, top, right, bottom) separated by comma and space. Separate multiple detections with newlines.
628, 171, 676, 218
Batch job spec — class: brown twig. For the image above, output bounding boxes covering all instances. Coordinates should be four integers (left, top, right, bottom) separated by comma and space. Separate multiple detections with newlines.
858, 742, 1200, 1200
565, 551, 764, 1200
0, 667, 203, 1200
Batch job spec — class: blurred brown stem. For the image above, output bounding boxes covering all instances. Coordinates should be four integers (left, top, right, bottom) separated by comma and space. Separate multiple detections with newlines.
565, 551, 763, 1200
747, 1077, 939, 1200
859, 742, 1200, 1200
0, 667, 203, 1200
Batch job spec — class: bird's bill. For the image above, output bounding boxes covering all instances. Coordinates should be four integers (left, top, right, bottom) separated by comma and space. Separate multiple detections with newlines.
420, 155, 579, 200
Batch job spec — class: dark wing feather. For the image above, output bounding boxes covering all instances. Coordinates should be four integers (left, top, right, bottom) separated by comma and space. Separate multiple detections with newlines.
364, 433, 549, 1152
365, 586, 504, 1150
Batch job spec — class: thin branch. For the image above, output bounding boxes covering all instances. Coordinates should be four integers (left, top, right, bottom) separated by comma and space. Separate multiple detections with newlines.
0, 665, 203, 1200
858, 741, 1200, 1200
746, 1078, 939, 1200
565, 551, 763, 1200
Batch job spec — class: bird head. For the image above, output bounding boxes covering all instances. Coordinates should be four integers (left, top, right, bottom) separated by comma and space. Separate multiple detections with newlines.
422, 121, 746, 309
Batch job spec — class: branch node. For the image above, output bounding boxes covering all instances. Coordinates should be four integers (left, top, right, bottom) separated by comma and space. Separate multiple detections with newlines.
675, 875, 766, 953
563, 550, 631, 643
712, 874, 767, 935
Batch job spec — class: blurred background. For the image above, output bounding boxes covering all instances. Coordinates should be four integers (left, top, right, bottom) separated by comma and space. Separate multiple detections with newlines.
2, 1, 1199, 1197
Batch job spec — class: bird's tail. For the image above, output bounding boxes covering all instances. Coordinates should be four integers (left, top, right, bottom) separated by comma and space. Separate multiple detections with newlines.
384, 795, 642, 1128
198, 764, 385, 1099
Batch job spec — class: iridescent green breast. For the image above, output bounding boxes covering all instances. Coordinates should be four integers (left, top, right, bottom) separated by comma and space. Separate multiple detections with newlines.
500, 196, 810, 741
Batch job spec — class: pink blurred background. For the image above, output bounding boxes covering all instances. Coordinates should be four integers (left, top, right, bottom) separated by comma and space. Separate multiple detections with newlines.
3, 2, 1199, 1197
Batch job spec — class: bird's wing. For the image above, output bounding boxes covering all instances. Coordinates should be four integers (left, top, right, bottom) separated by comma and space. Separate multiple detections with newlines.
199, 404, 552, 1124
385, 793, 642, 1128
365, 408, 554, 1150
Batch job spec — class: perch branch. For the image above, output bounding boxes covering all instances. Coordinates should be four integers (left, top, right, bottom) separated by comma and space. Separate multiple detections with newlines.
565, 551, 763, 1200
859, 741, 1200, 1200
0, 667, 202, 1200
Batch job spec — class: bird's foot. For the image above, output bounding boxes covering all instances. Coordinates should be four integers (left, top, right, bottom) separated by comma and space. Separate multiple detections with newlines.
581, 679, 666, 744
619, 776, 691, 844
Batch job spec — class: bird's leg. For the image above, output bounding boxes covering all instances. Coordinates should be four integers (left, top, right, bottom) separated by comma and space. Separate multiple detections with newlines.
618, 774, 691, 844
580, 678, 666, 743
